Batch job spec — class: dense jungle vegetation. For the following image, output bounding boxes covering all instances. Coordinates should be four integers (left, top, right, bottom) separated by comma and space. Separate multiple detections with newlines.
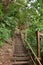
0, 0, 43, 55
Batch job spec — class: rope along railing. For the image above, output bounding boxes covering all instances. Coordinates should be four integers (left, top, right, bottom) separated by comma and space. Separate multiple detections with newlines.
21, 33, 42, 65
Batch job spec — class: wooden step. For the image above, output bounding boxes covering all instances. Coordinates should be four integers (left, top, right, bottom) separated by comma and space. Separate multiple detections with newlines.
13, 53, 28, 57
15, 51, 26, 53
12, 61, 29, 64
15, 47, 25, 51
15, 50, 25, 52
15, 43, 24, 45
10, 56, 30, 61
14, 50, 27, 54
15, 46, 25, 50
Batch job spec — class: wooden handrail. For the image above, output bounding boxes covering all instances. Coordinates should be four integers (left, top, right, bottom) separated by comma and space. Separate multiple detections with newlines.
21, 33, 42, 65
30, 54, 37, 65
24, 40, 42, 65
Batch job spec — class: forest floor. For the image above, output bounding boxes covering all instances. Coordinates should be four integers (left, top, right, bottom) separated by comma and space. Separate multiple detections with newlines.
0, 38, 14, 65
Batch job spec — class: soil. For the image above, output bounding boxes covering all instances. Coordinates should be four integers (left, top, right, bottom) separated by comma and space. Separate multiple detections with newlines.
0, 38, 15, 65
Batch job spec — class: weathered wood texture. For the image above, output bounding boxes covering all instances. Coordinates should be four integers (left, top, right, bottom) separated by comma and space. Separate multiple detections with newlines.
37, 31, 43, 59
37, 31, 40, 59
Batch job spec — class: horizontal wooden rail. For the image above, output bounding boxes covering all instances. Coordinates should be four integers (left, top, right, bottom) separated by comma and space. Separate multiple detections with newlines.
21, 33, 42, 65
37, 31, 43, 36
40, 32, 43, 36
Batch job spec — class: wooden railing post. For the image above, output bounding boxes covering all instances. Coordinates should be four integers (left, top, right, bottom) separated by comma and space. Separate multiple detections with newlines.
36, 31, 40, 59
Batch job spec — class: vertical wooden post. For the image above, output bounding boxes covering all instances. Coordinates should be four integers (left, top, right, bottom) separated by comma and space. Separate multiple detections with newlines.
37, 31, 40, 59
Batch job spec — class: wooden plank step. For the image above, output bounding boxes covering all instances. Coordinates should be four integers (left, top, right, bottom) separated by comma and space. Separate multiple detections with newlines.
13, 53, 28, 57
12, 61, 29, 64
15, 50, 25, 52
15, 46, 26, 49
14, 44, 23, 45
15, 47, 25, 51
10, 56, 30, 61
14, 48, 26, 52
15, 48, 26, 53
15, 52, 26, 54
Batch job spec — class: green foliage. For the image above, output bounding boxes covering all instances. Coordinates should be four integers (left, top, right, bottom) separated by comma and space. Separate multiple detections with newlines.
26, 0, 43, 54
0, 3, 3, 17
0, 0, 43, 55
0, 40, 3, 47
0, 27, 10, 39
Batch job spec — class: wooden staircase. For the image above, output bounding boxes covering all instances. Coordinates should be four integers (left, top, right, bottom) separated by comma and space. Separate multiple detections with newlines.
10, 34, 33, 65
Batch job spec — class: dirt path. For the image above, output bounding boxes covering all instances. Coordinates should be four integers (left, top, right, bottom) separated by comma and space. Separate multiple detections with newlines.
0, 38, 15, 65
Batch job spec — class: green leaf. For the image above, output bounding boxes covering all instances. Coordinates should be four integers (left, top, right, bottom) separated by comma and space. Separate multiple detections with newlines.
0, 41, 3, 47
